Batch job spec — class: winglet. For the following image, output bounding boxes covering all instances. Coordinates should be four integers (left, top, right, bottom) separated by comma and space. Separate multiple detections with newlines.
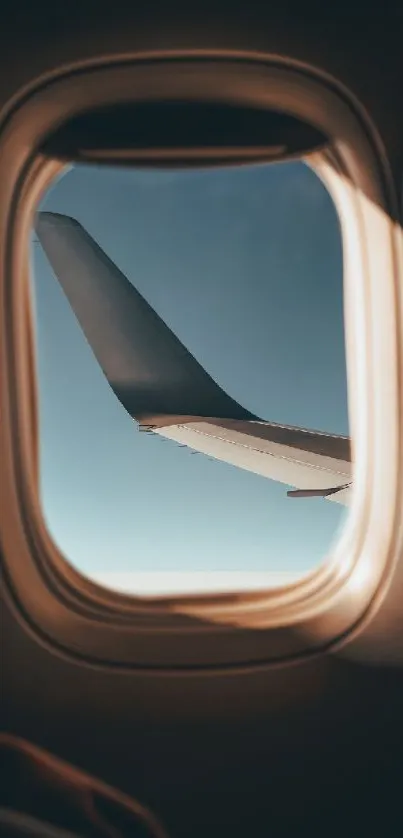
35, 212, 256, 427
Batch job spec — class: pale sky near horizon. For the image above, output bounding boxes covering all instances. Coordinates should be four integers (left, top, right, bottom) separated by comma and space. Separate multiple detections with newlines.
30, 159, 349, 594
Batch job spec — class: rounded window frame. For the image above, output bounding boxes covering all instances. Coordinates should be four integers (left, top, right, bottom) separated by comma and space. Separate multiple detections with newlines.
0, 53, 401, 670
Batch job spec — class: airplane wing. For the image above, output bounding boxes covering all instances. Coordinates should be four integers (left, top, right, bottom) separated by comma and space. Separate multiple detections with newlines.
35, 212, 352, 505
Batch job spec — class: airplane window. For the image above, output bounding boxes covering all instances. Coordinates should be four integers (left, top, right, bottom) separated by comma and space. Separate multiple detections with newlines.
30, 160, 350, 596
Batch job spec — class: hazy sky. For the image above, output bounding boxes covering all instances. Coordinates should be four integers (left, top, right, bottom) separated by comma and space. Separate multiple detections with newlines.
31, 160, 348, 594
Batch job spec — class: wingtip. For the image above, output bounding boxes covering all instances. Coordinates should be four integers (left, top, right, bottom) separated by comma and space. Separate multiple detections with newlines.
35, 211, 81, 234
34, 209, 256, 425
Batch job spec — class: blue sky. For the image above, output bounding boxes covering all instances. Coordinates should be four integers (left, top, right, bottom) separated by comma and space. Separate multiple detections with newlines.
30, 160, 348, 594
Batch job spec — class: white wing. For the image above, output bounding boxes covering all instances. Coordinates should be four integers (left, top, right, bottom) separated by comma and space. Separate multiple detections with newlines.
36, 212, 351, 505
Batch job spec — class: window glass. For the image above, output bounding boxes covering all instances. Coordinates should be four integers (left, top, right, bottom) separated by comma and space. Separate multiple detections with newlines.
30, 160, 349, 595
